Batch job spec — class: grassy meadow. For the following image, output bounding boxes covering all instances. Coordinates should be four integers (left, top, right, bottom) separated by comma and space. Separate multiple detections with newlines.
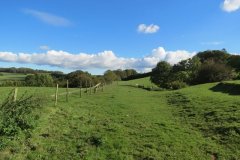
0, 78, 239, 159
0, 73, 28, 82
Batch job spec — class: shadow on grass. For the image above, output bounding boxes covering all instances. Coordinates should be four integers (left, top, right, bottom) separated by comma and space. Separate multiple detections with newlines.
120, 84, 163, 91
210, 82, 240, 95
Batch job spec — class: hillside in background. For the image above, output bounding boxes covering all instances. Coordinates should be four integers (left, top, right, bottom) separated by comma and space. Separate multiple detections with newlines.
0, 72, 28, 82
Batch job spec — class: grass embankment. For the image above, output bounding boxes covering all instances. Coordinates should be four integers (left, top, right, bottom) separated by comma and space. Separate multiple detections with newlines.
122, 77, 155, 87
0, 79, 239, 159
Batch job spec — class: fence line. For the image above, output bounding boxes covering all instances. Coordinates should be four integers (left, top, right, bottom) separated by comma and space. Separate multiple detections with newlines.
52, 82, 103, 106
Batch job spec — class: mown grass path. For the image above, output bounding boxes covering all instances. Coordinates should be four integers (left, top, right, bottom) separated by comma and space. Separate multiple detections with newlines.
0, 82, 239, 159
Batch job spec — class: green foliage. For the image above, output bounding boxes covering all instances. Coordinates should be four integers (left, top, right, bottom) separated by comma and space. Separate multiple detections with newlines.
171, 71, 190, 83
112, 69, 138, 80
195, 61, 234, 84
104, 70, 118, 83
172, 57, 201, 83
66, 70, 93, 88
227, 55, 240, 71
167, 80, 187, 90
195, 49, 230, 64
0, 90, 42, 136
0, 67, 62, 74
151, 50, 237, 89
25, 73, 54, 87
150, 61, 172, 88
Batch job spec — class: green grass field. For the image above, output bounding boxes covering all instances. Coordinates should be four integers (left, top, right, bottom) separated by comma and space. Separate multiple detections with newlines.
0, 79, 239, 159
121, 77, 156, 87
0, 72, 28, 81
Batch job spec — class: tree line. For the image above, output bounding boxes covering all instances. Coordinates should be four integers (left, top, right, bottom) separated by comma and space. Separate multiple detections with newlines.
0, 67, 63, 74
1, 49, 240, 89
0, 68, 138, 88
150, 49, 240, 89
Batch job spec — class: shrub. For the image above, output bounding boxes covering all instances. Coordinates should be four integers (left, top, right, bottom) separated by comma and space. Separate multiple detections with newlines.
168, 81, 187, 90
171, 71, 190, 83
25, 73, 53, 87
194, 61, 234, 84
0, 90, 43, 136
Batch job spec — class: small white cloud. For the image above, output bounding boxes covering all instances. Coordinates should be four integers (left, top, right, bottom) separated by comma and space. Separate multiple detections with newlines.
23, 9, 72, 26
201, 41, 224, 45
39, 45, 50, 51
138, 24, 160, 34
0, 47, 195, 72
222, 0, 240, 12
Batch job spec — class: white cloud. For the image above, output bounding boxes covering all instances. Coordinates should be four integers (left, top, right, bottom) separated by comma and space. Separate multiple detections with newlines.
39, 45, 50, 50
201, 41, 224, 45
138, 24, 160, 34
222, 0, 240, 12
23, 9, 72, 26
138, 47, 196, 72
0, 52, 18, 62
0, 47, 195, 72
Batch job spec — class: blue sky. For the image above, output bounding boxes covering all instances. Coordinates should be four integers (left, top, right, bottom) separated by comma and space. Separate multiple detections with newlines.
0, 0, 240, 74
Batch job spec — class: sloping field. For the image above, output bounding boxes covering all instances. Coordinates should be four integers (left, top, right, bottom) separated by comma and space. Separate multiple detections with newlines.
122, 77, 157, 87
0, 72, 28, 81
0, 80, 239, 159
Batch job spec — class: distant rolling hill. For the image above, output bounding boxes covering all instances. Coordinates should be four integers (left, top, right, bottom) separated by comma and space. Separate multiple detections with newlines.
0, 72, 28, 81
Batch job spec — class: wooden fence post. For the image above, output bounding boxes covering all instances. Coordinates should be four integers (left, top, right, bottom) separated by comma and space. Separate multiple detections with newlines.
80, 82, 82, 98
101, 84, 104, 92
13, 87, 18, 102
90, 82, 92, 95
66, 80, 69, 102
85, 81, 88, 94
55, 84, 59, 106
94, 86, 97, 94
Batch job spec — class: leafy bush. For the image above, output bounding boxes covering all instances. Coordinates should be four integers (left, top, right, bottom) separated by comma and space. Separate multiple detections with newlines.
168, 81, 187, 90
171, 71, 190, 83
194, 61, 234, 84
0, 90, 43, 136
25, 73, 53, 87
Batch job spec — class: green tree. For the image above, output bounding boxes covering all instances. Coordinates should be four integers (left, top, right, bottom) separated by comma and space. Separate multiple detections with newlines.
66, 70, 93, 88
195, 49, 230, 64
25, 74, 53, 87
172, 57, 201, 83
195, 61, 234, 84
104, 70, 118, 83
227, 55, 240, 71
150, 61, 172, 88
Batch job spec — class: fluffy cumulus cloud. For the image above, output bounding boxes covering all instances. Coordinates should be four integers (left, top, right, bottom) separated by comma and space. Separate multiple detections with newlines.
0, 47, 195, 72
138, 24, 160, 34
222, 0, 240, 12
